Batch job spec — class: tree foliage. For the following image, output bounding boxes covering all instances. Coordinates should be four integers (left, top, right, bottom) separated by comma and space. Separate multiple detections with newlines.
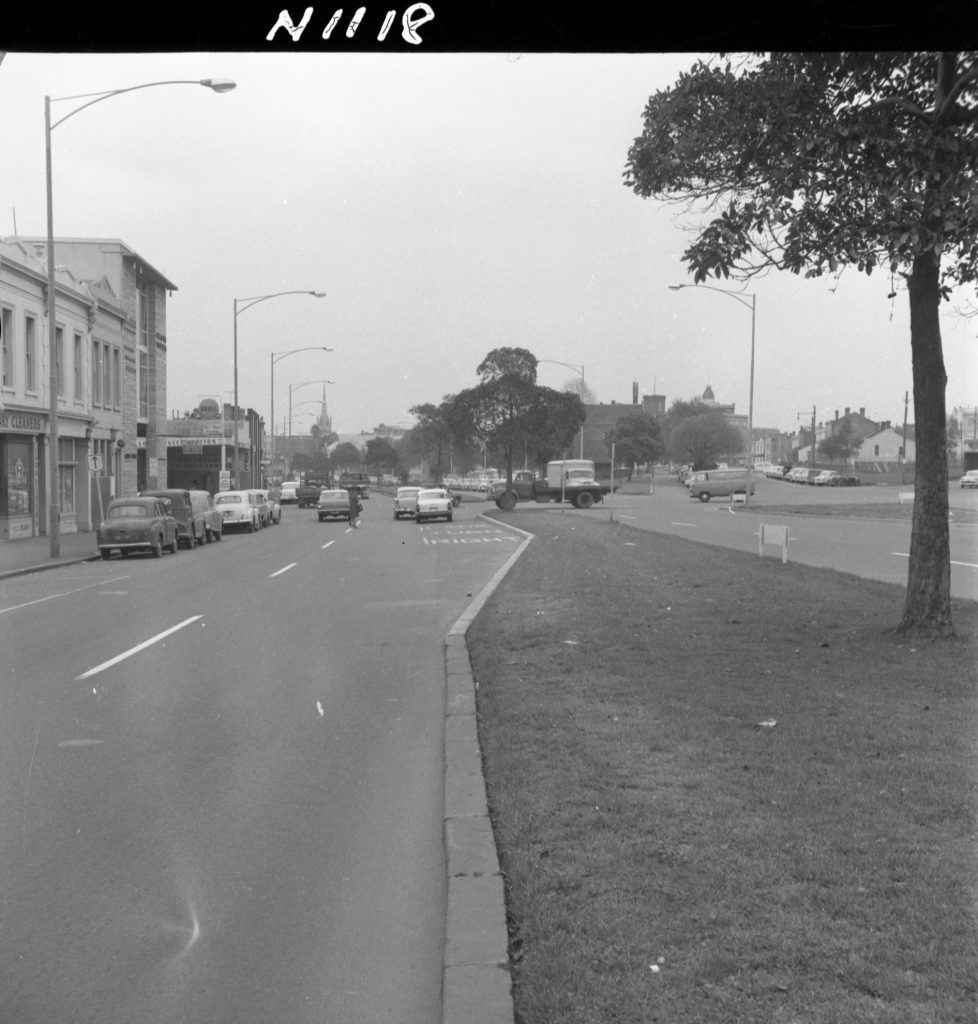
364, 436, 399, 476
452, 347, 587, 493
818, 421, 862, 463
604, 411, 664, 478
624, 52, 978, 637
667, 410, 744, 470
329, 442, 364, 471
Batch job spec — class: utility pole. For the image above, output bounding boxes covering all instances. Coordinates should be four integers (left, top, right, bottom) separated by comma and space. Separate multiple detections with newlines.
902, 390, 910, 484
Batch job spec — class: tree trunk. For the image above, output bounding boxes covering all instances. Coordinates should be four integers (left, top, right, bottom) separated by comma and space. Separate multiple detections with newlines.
897, 252, 954, 637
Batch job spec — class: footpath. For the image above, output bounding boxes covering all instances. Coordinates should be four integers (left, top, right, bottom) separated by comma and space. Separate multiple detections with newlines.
0, 531, 100, 579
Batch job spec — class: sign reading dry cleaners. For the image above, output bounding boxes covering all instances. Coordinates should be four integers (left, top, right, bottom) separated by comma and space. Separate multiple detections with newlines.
0, 411, 44, 433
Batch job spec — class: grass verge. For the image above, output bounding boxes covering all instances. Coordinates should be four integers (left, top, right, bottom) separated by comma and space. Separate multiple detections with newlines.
467, 511, 977, 1024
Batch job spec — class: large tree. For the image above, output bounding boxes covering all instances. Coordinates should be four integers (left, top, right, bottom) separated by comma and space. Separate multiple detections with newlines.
668, 410, 744, 471
604, 411, 664, 479
625, 52, 977, 638
452, 347, 586, 507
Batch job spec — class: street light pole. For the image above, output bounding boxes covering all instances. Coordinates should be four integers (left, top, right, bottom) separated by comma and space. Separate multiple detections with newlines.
669, 283, 756, 506
538, 358, 587, 458
233, 291, 326, 489
44, 76, 235, 557
269, 349, 332, 480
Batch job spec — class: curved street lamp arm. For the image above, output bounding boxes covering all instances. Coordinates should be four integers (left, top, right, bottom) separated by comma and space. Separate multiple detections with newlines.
236, 290, 326, 317
668, 282, 754, 311
271, 346, 333, 366
49, 79, 236, 132
538, 358, 584, 377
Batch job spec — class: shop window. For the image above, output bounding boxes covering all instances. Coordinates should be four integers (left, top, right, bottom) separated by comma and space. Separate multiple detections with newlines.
58, 438, 76, 514
1, 438, 33, 517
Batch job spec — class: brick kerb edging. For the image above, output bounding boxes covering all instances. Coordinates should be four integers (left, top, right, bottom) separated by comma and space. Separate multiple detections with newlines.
442, 514, 533, 1024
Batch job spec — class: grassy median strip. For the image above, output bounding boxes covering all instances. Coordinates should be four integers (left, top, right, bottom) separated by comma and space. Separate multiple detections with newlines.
467, 511, 977, 1024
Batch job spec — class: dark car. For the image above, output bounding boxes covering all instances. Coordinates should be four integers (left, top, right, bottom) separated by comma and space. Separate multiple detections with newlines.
141, 489, 205, 548
189, 490, 223, 542
97, 497, 179, 559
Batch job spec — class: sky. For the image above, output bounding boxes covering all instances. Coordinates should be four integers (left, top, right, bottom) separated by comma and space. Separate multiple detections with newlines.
0, 49, 974, 440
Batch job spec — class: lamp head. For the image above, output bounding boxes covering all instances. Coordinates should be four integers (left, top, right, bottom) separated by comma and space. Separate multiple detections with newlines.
200, 79, 237, 93
311, 291, 326, 298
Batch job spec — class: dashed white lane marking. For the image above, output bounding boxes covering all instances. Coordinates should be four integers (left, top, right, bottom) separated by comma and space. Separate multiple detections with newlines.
321, 540, 335, 550
670, 522, 699, 528
270, 563, 297, 577
76, 615, 203, 680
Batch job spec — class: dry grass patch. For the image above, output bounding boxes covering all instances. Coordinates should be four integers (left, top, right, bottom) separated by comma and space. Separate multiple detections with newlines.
468, 511, 977, 1024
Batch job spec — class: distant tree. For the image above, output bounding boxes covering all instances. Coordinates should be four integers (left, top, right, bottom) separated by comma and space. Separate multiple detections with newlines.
452, 348, 540, 504
563, 376, 598, 404
365, 437, 399, 478
818, 421, 861, 464
624, 51, 978, 636
524, 389, 588, 466
604, 411, 664, 480
667, 410, 744, 470
946, 414, 962, 462
330, 442, 364, 471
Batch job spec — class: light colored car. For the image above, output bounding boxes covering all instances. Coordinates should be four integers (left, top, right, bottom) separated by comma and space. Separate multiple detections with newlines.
415, 487, 453, 523
393, 486, 421, 519
813, 470, 842, 486
960, 470, 978, 489
215, 490, 261, 532
257, 488, 282, 523
97, 496, 179, 559
317, 489, 354, 522
279, 480, 300, 503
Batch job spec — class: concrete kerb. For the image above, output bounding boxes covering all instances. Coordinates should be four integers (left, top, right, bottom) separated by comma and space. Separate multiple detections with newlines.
442, 513, 534, 1024
0, 554, 100, 581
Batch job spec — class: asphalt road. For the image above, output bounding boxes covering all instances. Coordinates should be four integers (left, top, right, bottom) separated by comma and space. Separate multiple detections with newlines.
570, 476, 978, 602
0, 499, 521, 1024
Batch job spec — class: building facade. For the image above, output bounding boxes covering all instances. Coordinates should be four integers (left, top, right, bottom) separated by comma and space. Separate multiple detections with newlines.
1, 237, 174, 542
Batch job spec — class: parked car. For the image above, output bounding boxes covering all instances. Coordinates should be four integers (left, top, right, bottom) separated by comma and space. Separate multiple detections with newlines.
813, 470, 842, 486
393, 486, 422, 519
257, 488, 282, 523
189, 489, 223, 542
279, 480, 300, 503
415, 487, 454, 523
784, 467, 809, 483
960, 470, 978, 489
141, 488, 205, 548
214, 490, 261, 532
317, 488, 356, 522
97, 496, 179, 559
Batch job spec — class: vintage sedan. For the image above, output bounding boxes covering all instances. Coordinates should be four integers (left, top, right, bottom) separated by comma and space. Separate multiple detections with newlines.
97, 497, 179, 559
393, 486, 421, 519
317, 489, 355, 522
813, 470, 842, 486
415, 487, 454, 523
960, 470, 978, 489
215, 490, 261, 532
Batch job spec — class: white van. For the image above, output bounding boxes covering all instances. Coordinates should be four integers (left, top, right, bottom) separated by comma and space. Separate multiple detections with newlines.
687, 468, 755, 502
